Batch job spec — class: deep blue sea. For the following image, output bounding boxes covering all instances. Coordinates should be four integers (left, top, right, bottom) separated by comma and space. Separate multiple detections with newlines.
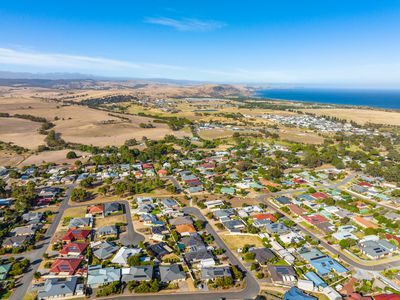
256, 88, 400, 110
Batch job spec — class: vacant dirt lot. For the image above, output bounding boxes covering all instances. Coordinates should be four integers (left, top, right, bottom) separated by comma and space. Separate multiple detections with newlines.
302, 108, 400, 126
0, 97, 191, 147
94, 214, 126, 228
0, 117, 44, 149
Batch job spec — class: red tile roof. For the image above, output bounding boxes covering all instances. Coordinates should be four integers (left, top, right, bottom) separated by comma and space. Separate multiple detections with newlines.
253, 213, 277, 222
200, 163, 215, 169
62, 229, 91, 242
304, 214, 329, 225
352, 216, 379, 229
311, 192, 329, 199
175, 224, 197, 234
50, 258, 83, 275
359, 181, 373, 187
374, 295, 400, 300
385, 234, 400, 244
347, 293, 372, 300
87, 205, 104, 214
293, 178, 306, 184
288, 204, 306, 216
157, 169, 168, 175
59, 242, 88, 255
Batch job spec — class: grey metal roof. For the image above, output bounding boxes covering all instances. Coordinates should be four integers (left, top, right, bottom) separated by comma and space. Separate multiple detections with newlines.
121, 266, 153, 282
38, 276, 78, 299
159, 264, 186, 282
201, 266, 231, 280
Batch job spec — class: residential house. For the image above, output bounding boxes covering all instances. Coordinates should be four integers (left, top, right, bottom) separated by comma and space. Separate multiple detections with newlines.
175, 224, 197, 236
359, 240, 397, 259
250, 248, 276, 265
87, 266, 121, 288
265, 222, 291, 235
159, 264, 186, 283
10, 224, 37, 236
92, 241, 119, 260
0, 263, 11, 280
2, 235, 31, 248
332, 231, 358, 241
267, 265, 297, 285
37, 276, 84, 300
68, 217, 93, 229
50, 258, 83, 276
201, 266, 232, 281
121, 266, 153, 282
222, 219, 246, 233
181, 233, 207, 252
185, 248, 214, 264
352, 216, 379, 229
287, 204, 306, 216
147, 242, 173, 260
104, 202, 122, 216
111, 247, 142, 266
275, 196, 292, 205
283, 287, 317, 300
252, 213, 277, 223
169, 216, 193, 227
22, 212, 43, 225
87, 205, 104, 216
62, 229, 91, 243
59, 242, 88, 257
204, 200, 224, 209
298, 248, 348, 276
280, 231, 304, 245
97, 225, 118, 238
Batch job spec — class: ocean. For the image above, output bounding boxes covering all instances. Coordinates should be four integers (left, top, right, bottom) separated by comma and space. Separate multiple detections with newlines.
255, 88, 400, 110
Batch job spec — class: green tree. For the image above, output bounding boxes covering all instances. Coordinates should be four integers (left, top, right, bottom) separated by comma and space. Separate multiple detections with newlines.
66, 151, 78, 159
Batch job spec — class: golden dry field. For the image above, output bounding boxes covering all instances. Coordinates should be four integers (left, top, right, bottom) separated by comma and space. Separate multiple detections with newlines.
0, 96, 191, 147
279, 127, 324, 144
302, 108, 400, 125
0, 117, 45, 149
19, 149, 89, 166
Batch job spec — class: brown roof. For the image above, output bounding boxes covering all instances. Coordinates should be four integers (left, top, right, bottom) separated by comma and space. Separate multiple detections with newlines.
352, 216, 379, 229
175, 224, 197, 234
288, 204, 306, 216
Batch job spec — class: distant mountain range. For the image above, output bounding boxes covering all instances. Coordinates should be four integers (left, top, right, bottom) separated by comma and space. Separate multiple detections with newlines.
0, 70, 211, 85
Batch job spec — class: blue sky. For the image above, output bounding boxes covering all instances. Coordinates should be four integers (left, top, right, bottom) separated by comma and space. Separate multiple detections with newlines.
0, 0, 400, 87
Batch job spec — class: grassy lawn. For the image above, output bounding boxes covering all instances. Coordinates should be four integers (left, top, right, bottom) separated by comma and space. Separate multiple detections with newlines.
94, 214, 126, 228
221, 234, 264, 251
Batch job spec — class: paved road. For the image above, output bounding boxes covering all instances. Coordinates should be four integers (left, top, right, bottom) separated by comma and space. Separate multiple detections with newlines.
10, 183, 76, 300
118, 200, 145, 246
183, 207, 260, 300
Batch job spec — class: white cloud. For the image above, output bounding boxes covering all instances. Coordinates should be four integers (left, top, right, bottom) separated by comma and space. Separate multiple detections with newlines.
144, 17, 225, 32
0, 47, 183, 75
